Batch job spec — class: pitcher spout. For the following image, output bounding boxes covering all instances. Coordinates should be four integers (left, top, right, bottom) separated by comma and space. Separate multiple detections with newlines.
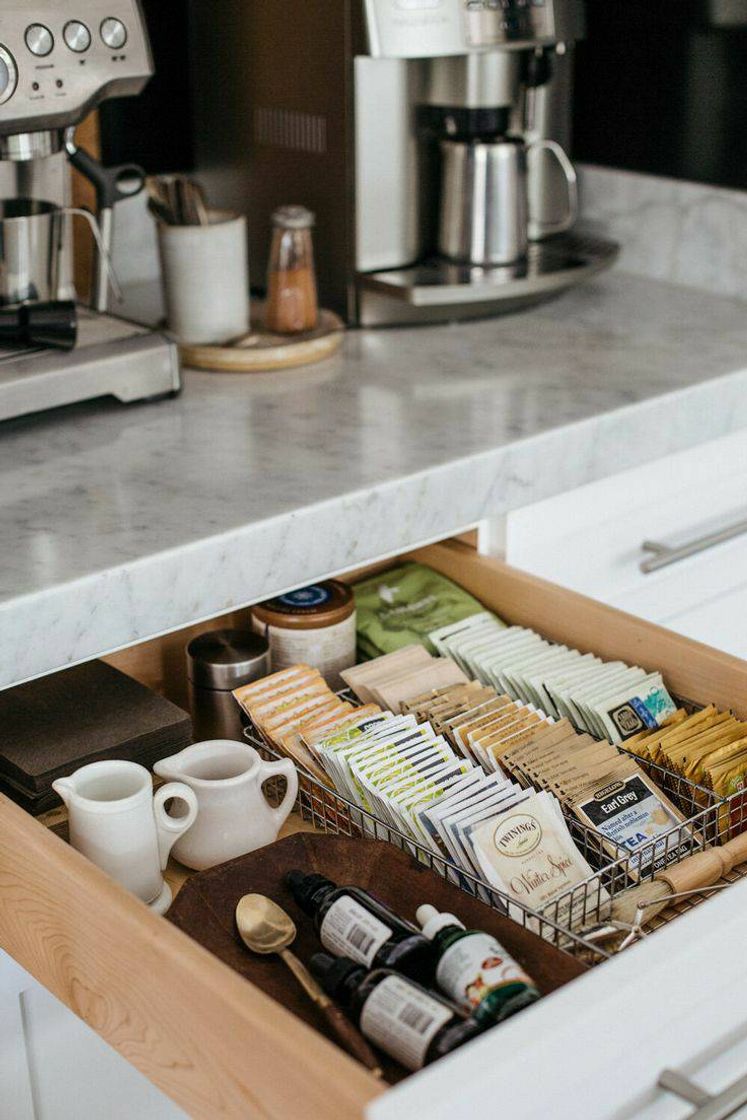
52, 776, 76, 806
152, 757, 184, 783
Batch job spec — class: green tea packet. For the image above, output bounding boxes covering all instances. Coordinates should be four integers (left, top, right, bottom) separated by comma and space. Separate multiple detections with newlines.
354, 563, 499, 658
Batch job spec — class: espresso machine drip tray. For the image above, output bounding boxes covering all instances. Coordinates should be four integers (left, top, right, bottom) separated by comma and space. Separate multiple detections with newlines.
358, 233, 619, 324
0, 310, 181, 424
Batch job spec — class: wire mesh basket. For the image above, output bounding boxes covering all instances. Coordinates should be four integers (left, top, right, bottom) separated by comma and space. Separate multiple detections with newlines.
243, 692, 743, 965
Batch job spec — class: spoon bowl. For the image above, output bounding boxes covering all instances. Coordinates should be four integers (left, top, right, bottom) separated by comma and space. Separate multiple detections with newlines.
234, 892, 383, 1077
236, 893, 297, 954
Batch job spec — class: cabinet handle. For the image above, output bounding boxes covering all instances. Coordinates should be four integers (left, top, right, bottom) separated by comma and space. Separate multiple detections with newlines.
659, 1068, 747, 1119
640, 517, 747, 574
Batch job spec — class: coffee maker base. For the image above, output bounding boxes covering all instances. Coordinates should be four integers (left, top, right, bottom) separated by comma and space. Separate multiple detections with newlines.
0, 309, 181, 425
357, 233, 619, 327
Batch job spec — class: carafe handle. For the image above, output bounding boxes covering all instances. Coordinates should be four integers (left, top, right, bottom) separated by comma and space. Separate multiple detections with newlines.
258, 758, 299, 831
527, 140, 579, 237
153, 782, 199, 870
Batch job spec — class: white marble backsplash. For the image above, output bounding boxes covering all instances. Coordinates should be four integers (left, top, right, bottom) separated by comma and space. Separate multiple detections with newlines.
579, 164, 747, 301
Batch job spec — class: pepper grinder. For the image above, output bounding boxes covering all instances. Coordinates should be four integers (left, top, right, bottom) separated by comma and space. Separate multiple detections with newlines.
187, 630, 270, 742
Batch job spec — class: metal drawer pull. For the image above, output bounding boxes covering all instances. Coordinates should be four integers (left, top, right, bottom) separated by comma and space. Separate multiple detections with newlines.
640, 517, 747, 574
659, 1068, 747, 1119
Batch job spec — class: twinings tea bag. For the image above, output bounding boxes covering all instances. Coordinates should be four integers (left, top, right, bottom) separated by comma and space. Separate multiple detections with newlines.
472, 791, 607, 929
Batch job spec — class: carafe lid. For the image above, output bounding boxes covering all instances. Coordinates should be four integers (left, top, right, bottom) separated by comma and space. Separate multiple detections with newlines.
187, 629, 269, 691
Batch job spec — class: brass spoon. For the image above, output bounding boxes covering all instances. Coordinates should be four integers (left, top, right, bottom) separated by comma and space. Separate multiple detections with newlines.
236, 894, 383, 1078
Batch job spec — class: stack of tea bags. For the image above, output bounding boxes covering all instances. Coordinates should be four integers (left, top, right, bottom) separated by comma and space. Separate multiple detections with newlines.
624, 706, 747, 836
344, 655, 692, 876
302, 698, 605, 930
429, 614, 678, 746
233, 664, 379, 783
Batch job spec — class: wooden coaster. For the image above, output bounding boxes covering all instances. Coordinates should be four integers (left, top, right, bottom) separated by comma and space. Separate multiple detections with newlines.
180, 307, 345, 373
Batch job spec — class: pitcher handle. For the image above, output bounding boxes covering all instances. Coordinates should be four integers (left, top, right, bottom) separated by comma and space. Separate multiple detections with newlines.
527, 140, 579, 237
259, 758, 299, 830
153, 782, 199, 870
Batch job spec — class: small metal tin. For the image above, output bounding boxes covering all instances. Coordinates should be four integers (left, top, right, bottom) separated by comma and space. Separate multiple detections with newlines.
187, 629, 270, 741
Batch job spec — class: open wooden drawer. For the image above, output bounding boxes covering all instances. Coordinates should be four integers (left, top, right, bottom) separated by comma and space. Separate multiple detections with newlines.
3, 539, 747, 1120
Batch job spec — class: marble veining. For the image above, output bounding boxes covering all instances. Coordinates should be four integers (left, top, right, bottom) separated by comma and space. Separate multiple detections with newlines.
0, 270, 746, 689
580, 165, 747, 300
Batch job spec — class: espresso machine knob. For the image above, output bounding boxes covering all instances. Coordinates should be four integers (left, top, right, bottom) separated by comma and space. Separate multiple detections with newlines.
64, 21, 92, 53
100, 18, 128, 49
25, 24, 54, 57
0, 46, 18, 105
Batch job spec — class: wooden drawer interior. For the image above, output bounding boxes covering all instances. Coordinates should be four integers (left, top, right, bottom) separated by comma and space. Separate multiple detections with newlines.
3, 535, 747, 1119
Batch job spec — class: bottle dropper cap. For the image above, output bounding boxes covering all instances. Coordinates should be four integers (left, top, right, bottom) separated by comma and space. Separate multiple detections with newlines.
416, 905, 465, 939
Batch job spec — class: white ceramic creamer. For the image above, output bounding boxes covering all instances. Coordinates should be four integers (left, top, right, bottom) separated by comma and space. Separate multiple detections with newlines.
53, 760, 199, 914
154, 741, 298, 870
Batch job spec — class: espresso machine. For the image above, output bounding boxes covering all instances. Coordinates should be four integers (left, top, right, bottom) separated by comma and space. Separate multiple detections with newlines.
0, 0, 180, 423
190, 0, 618, 326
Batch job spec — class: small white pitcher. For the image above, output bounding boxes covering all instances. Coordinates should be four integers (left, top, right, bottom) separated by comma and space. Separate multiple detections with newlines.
154, 741, 298, 871
53, 760, 198, 914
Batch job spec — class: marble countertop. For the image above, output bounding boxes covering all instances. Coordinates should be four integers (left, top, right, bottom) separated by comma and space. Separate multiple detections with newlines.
1, 269, 747, 690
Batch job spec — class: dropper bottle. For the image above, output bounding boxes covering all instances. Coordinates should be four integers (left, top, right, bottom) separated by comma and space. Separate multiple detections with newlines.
310, 954, 486, 1072
416, 904, 540, 1025
286, 870, 434, 982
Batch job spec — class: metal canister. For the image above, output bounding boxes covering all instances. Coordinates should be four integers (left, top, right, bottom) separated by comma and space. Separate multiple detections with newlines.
187, 629, 270, 742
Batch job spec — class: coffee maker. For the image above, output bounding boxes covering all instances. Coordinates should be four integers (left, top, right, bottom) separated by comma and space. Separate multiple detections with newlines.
190, 0, 617, 326
0, 0, 180, 423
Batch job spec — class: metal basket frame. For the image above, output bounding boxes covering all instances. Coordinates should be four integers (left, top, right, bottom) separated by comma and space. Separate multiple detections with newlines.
244, 693, 739, 964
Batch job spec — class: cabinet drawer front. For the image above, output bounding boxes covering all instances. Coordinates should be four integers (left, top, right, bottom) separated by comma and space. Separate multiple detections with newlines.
506, 430, 747, 607
3, 539, 747, 1119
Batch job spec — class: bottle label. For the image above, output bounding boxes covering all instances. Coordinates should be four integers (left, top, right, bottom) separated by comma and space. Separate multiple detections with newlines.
319, 897, 393, 967
436, 933, 533, 1013
360, 976, 454, 1071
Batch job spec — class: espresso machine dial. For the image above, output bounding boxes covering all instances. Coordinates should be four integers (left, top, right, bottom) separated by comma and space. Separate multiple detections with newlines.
0, 0, 152, 148
0, 46, 18, 106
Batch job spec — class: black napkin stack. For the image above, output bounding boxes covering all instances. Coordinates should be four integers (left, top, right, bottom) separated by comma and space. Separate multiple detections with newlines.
0, 660, 192, 815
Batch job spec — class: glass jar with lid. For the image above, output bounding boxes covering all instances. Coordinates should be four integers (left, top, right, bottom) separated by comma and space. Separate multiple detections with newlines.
264, 205, 319, 335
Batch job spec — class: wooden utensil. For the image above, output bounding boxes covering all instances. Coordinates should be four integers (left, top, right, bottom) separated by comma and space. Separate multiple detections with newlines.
611, 830, 747, 926
236, 893, 383, 1078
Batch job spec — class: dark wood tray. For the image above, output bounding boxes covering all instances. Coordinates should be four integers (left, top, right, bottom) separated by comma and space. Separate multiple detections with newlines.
168, 835, 587, 1083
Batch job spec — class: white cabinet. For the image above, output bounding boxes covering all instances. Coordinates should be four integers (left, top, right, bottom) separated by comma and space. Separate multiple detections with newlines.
0, 951, 185, 1120
368, 878, 747, 1120
505, 430, 747, 659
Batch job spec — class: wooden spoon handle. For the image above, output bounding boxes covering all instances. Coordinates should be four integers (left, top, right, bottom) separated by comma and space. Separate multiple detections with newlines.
657, 829, 747, 896
280, 950, 383, 1077
316, 997, 384, 1077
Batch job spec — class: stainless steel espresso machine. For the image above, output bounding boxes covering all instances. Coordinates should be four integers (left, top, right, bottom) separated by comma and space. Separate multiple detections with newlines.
0, 0, 180, 423
190, 0, 618, 326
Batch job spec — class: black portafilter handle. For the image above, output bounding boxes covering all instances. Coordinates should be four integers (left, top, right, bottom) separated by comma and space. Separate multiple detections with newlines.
0, 301, 78, 352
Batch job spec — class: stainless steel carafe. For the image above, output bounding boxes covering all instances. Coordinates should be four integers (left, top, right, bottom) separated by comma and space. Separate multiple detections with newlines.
438, 136, 578, 267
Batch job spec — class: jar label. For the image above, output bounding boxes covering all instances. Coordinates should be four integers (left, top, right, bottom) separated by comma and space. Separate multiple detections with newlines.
436, 933, 533, 1012
360, 976, 453, 1071
320, 896, 392, 967
252, 613, 356, 689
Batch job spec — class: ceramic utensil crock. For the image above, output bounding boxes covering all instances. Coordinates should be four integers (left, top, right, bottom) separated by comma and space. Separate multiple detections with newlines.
154, 740, 298, 871
53, 760, 198, 914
